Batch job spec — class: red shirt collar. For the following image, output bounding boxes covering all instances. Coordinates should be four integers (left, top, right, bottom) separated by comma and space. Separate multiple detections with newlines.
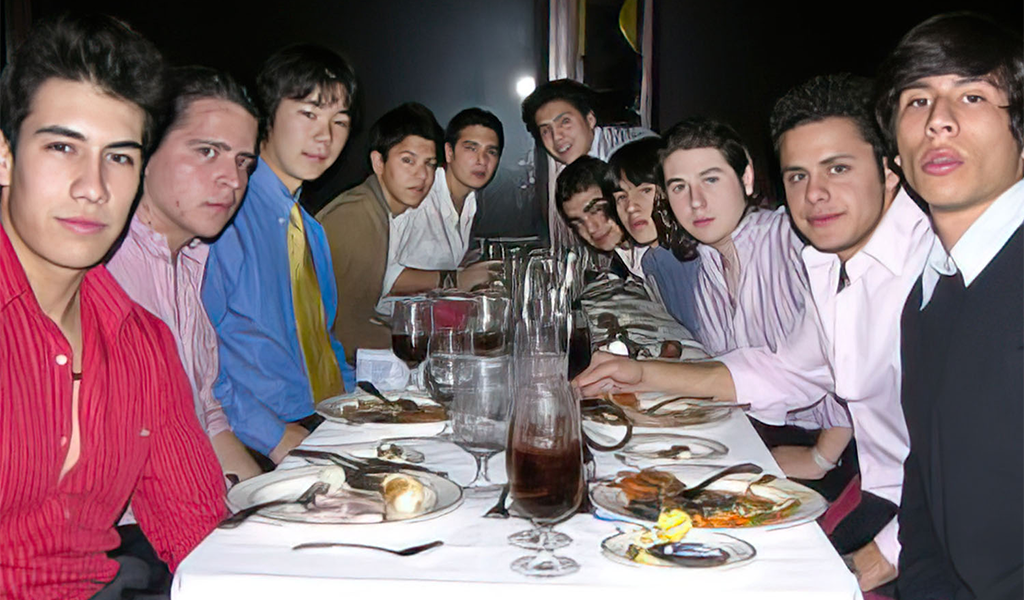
0, 220, 135, 338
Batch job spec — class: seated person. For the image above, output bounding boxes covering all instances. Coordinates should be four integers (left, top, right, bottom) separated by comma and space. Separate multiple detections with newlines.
107, 67, 262, 483
521, 78, 654, 165
555, 157, 702, 360
318, 103, 443, 362
202, 45, 357, 469
607, 137, 702, 334
380, 107, 504, 303
0, 15, 225, 600
653, 116, 852, 483
578, 74, 935, 592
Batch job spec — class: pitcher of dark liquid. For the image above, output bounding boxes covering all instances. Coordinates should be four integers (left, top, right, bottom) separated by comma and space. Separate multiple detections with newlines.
506, 353, 585, 576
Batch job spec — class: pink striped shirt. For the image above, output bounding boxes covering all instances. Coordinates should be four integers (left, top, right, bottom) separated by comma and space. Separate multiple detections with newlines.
0, 223, 226, 600
107, 217, 229, 437
694, 207, 849, 429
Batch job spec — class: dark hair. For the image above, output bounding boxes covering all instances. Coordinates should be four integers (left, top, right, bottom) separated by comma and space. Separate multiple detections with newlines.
256, 44, 357, 140
654, 117, 755, 261
0, 13, 166, 156
445, 108, 504, 156
875, 12, 1024, 152
554, 155, 618, 221
770, 74, 885, 178
521, 79, 596, 142
155, 66, 259, 148
609, 136, 663, 187
368, 102, 444, 164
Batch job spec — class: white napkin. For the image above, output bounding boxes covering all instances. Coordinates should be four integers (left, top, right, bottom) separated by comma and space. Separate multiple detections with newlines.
354, 349, 410, 390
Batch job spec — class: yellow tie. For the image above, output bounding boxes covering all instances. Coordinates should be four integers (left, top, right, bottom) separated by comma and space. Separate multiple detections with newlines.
287, 203, 344, 403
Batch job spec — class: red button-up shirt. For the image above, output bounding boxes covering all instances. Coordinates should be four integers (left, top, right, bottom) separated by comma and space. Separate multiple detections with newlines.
0, 225, 227, 600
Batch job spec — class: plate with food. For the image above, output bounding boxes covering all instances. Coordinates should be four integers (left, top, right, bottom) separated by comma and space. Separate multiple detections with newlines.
586, 393, 735, 428
227, 464, 462, 524
591, 467, 826, 530
614, 433, 728, 467
601, 509, 755, 569
317, 390, 447, 426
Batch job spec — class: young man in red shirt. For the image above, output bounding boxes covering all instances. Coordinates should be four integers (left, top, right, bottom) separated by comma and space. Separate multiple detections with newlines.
0, 15, 226, 600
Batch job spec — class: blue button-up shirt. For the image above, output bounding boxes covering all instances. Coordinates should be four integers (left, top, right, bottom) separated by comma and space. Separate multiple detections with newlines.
203, 159, 355, 455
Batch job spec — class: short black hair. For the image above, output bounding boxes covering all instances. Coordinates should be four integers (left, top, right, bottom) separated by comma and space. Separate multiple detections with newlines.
156, 66, 259, 148
770, 74, 885, 178
521, 79, 596, 142
445, 108, 504, 155
368, 102, 444, 164
554, 155, 618, 221
0, 13, 166, 156
655, 118, 755, 261
256, 44, 357, 140
875, 12, 1023, 152
609, 136, 663, 188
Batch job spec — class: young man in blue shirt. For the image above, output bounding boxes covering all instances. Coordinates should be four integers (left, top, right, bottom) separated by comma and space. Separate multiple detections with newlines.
203, 45, 357, 468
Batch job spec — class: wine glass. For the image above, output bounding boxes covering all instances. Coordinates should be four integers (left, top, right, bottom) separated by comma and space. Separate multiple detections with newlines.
506, 354, 585, 577
450, 354, 512, 495
566, 308, 592, 380
423, 297, 473, 405
391, 298, 432, 371
469, 294, 510, 357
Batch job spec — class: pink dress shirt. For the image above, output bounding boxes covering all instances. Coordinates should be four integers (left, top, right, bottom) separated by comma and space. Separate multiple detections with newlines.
695, 207, 849, 429
107, 217, 230, 438
719, 190, 935, 565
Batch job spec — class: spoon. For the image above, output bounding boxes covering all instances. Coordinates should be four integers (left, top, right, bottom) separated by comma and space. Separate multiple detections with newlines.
358, 381, 395, 404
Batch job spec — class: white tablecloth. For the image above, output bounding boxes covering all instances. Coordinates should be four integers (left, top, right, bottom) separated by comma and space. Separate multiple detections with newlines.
172, 411, 862, 600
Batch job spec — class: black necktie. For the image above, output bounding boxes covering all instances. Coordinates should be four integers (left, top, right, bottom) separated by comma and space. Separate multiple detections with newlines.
837, 263, 851, 293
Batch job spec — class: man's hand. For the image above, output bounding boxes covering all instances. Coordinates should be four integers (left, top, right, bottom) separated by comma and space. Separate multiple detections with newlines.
771, 445, 827, 480
573, 351, 645, 396
849, 541, 897, 591
210, 430, 263, 482
268, 423, 310, 464
457, 261, 502, 291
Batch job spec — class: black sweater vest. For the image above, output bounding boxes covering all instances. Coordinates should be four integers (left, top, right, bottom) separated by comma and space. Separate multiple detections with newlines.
898, 226, 1023, 600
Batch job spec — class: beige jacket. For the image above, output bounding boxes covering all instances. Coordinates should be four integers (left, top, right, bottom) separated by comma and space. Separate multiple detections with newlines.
317, 175, 392, 364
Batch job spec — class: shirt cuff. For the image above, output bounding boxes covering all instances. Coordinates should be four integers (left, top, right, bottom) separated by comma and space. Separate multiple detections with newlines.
874, 517, 901, 571
717, 353, 789, 426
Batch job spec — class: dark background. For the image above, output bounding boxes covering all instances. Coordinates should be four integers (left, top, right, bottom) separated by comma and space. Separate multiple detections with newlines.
10, 0, 1023, 226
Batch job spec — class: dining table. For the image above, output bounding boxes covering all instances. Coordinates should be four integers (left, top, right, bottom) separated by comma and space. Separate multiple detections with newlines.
171, 400, 863, 600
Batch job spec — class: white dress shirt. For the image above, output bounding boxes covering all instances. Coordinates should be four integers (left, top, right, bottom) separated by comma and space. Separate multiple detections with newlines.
379, 167, 478, 310
719, 190, 935, 565
920, 178, 1024, 308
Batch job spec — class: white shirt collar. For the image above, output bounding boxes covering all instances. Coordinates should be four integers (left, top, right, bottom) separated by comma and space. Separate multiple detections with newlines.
921, 177, 1024, 307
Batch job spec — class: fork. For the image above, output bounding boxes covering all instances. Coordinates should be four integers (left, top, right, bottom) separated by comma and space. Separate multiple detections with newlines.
643, 396, 748, 415
292, 540, 444, 555
220, 481, 328, 529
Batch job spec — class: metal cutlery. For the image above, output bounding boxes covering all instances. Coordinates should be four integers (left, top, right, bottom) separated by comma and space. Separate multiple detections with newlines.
675, 462, 764, 499
219, 481, 328, 529
292, 540, 444, 555
483, 484, 510, 518
643, 396, 749, 416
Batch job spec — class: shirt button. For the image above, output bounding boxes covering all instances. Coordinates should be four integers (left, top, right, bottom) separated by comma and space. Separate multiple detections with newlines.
55, 354, 68, 366
278, 217, 287, 225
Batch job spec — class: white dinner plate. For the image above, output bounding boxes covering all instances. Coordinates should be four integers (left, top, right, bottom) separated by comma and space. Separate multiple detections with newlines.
590, 470, 827, 530
614, 433, 729, 467
601, 528, 756, 569
317, 389, 447, 430
228, 465, 463, 524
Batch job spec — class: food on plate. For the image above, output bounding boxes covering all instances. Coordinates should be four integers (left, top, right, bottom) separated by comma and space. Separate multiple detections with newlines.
607, 392, 639, 409
382, 473, 436, 518
376, 442, 426, 463
340, 398, 447, 424
610, 469, 800, 527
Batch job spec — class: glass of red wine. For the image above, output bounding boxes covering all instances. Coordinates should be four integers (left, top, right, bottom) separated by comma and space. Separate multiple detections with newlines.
566, 308, 592, 380
506, 353, 585, 577
469, 294, 510, 357
392, 298, 432, 371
